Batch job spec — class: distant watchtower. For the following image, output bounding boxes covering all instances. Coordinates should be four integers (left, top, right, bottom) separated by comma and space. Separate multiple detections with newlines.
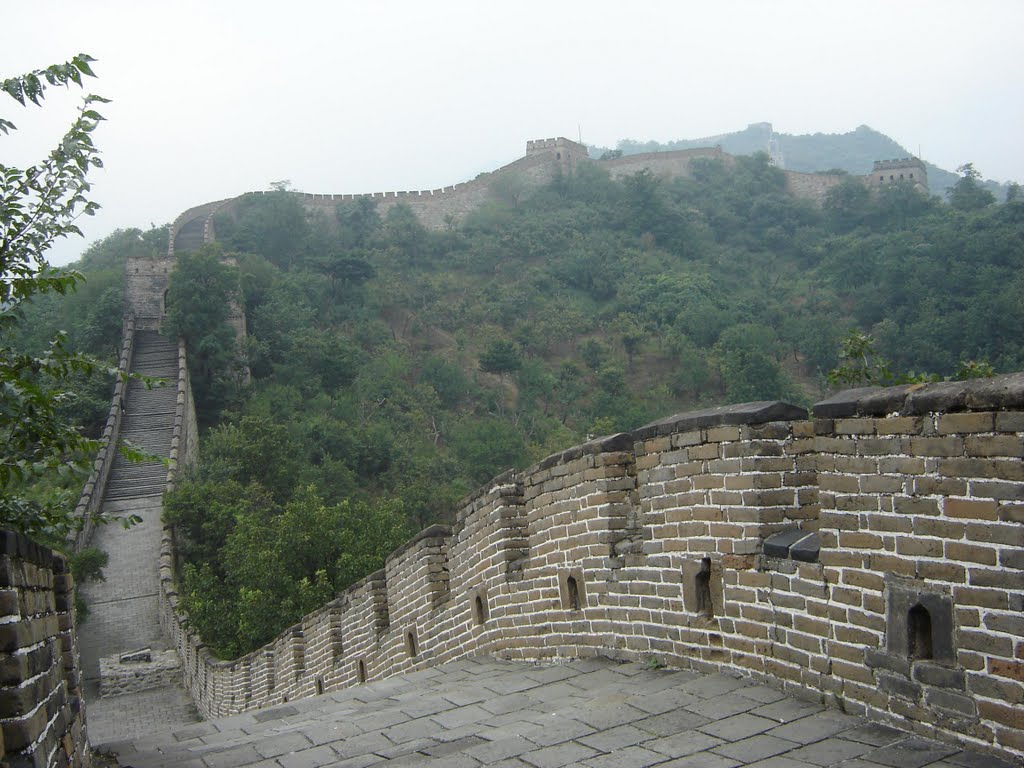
869, 157, 928, 192
525, 137, 590, 175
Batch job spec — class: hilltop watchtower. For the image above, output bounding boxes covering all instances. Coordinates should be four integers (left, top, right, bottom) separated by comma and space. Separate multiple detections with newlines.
525, 137, 590, 175
869, 157, 928, 191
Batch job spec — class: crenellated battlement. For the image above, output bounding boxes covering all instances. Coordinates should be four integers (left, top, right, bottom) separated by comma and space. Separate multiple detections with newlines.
155, 379, 1024, 761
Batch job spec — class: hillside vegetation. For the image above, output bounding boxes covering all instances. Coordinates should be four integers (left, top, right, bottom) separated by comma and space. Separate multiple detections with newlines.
18, 152, 1022, 657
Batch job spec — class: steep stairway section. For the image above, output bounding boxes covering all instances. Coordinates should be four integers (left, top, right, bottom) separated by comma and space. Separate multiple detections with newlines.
104, 331, 179, 500
173, 215, 206, 254
79, 328, 201, 741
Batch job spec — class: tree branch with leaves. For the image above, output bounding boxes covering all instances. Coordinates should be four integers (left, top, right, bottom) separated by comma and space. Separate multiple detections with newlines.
0, 55, 141, 540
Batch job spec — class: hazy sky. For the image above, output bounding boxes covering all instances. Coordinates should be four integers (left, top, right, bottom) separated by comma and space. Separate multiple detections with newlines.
5, 0, 1022, 266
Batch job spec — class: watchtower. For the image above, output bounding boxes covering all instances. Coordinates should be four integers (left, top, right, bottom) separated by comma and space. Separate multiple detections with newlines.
525, 136, 590, 175
869, 157, 928, 191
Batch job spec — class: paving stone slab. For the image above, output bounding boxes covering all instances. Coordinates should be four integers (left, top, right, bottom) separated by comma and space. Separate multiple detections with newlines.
860, 737, 961, 768
107, 657, 1016, 768
711, 733, 801, 762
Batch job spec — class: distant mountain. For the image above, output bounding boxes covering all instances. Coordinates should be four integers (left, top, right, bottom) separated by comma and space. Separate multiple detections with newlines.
590, 123, 1008, 200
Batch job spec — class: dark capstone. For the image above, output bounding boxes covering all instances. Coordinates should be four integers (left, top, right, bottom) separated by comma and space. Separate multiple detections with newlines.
858, 385, 920, 417
813, 386, 885, 419
119, 648, 152, 663
789, 533, 821, 563
633, 401, 808, 442
962, 371, 1024, 411
904, 380, 969, 415
762, 529, 820, 563
815, 372, 1024, 418
762, 528, 805, 559
912, 661, 965, 690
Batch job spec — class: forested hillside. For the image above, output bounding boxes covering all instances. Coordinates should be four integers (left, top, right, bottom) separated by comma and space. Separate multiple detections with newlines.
17, 152, 1022, 657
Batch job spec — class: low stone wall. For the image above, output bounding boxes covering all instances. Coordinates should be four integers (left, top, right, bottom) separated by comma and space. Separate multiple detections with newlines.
0, 531, 90, 767
99, 650, 181, 698
158, 375, 1024, 762
70, 314, 136, 553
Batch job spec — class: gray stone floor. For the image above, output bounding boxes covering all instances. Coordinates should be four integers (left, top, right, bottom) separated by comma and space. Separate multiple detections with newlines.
79, 494, 200, 743
102, 656, 1016, 768
79, 495, 169, 681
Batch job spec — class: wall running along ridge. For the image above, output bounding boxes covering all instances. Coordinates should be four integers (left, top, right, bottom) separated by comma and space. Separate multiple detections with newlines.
0, 531, 90, 767
173, 138, 849, 245
158, 376, 1024, 763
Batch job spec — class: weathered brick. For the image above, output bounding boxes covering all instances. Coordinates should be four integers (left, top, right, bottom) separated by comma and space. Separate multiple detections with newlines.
978, 700, 1024, 730
839, 532, 883, 549
895, 538, 942, 557
859, 438, 903, 456
939, 457, 1024, 481
966, 522, 1024, 547
909, 436, 964, 457
843, 571, 884, 592
911, 477, 966, 496
988, 659, 1024, 683
893, 497, 939, 517
913, 518, 965, 539
916, 561, 964, 582
875, 416, 923, 435
937, 412, 994, 435
1000, 503, 1024, 523
945, 542, 997, 566
995, 412, 1024, 432
878, 457, 926, 475
955, 586, 1009, 609
965, 434, 1024, 457
835, 418, 876, 436
944, 498, 999, 520
969, 480, 1024, 501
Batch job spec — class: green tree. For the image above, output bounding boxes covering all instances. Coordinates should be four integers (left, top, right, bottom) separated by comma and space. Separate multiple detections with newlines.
948, 163, 996, 212
479, 339, 522, 378
0, 55, 134, 538
164, 244, 242, 425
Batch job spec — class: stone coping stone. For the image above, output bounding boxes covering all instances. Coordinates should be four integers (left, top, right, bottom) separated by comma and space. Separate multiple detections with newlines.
633, 401, 808, 441
814, 371, 1024, 418
0, 529, 56, 569
385, 524, 452, 566
763, 528, 820, 563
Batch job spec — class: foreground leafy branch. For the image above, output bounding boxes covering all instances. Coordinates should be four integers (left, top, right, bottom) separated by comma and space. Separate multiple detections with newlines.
0, 55, 141, 539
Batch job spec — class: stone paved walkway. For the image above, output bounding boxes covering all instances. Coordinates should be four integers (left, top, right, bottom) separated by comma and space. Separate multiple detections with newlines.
79, 496, 169, 682
78, 331, 200, 742
103, 656, 1015, 768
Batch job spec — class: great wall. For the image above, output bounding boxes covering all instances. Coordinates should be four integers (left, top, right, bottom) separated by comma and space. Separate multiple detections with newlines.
1, 138, 1020, 768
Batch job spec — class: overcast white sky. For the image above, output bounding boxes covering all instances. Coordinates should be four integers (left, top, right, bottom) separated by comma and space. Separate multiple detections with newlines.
4, 0, 1023, 266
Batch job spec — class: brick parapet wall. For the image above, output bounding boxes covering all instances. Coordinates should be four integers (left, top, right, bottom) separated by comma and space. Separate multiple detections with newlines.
0, 531, 90, 768
70, 314, 136, 554
157, 377, 1023, 760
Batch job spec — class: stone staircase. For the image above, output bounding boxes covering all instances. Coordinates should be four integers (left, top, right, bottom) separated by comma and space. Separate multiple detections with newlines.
78, 329, 202, 744
104, 332, 179, 501
173, 216, 206, 255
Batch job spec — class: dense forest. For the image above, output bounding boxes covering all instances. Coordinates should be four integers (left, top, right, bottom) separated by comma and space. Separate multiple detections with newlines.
16, 152, 1023, 657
